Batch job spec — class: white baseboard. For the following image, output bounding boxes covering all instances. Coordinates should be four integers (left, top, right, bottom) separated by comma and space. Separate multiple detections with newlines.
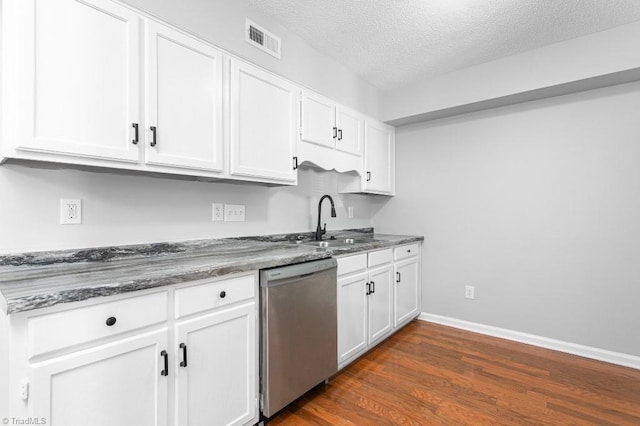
418, 313, 640, 370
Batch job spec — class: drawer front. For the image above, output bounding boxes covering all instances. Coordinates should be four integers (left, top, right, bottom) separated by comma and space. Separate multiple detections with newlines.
28, 291, 168, 358
175, 273, 256, 319
367, 248, 393, 268
394, 243, 419, 261
337, 253, 367, 276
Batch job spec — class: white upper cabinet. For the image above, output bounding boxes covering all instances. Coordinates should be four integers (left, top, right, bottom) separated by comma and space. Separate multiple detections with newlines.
299, 90, 364, 172
2, 0, 395, 193
300, 91, 336, 149
337, 118, 395, 196
12, 0, 141, 163
363, 120, 395, 194
144, 20, 225, 172
230, 59, 298, 184
335, 106, 364, 156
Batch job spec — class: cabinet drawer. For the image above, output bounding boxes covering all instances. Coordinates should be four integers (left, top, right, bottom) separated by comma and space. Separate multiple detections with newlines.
367, 249, 393, 268
28, 291, 168, 358
337, 253, 367, 276
175, 273, 255, 319
394, 243, 419, 261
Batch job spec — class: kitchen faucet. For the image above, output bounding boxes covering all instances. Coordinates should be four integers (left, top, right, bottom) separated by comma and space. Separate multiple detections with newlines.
315, 195, 337, 241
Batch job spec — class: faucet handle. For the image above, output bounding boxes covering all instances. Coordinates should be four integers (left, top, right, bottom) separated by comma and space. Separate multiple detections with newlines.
322, 223, 327, 235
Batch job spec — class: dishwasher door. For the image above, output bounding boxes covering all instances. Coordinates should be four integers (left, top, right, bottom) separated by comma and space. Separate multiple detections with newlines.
260, 258, 337, 418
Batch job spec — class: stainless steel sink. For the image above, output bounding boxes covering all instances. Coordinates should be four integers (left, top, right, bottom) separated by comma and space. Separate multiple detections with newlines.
301, 238, 374, 248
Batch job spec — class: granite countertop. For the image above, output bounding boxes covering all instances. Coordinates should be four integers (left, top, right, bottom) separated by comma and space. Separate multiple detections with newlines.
0, 228, 423, 314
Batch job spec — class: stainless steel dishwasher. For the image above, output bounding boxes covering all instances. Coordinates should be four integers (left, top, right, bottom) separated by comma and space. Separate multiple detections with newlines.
259, 258, 338, 418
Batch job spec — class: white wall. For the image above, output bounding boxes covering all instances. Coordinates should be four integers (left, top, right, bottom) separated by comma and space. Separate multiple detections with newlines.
372, 81, 640, 357
0, 166, 372, 253
121, 0, 380, 118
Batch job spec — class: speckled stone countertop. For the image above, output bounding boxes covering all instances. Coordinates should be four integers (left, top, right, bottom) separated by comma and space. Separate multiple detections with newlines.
0, 228, 423, 314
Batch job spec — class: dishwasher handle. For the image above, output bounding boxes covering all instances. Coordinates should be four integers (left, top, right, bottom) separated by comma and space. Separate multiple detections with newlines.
260, 259, 337, 286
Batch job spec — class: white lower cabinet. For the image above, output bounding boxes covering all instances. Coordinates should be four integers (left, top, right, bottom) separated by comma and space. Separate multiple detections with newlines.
367, 265, 393, 345
337, 249, 394, 368
175, 303, 256, 426
394, 258, 420, 327
30, 329, 169, 426
337, 271, 368, 363
393, 243, 421, 328
4, 273, 259, 426
337, 243, 421, 369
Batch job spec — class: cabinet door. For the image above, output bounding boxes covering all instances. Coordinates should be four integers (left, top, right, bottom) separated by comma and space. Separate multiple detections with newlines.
230, 60, 298, 183
337, 272, 368, 365
364, 120, 395, 194
175, 302, 257, 426
300, 91, 336, 149
30, 329, 168, 426
394, 258, 420, 327
145, 21, 225, 172
335, 107, 363, 156
367, 266, 393, 345
14, 0, 141, 162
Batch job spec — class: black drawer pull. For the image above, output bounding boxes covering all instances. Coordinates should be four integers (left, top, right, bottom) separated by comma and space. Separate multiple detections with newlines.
293, 156, 298, 170
337, 129, 342, 141
220, 291, 226, 299
370, 281, 375, 294
365, 282, 371, 295
105, 316, 117, 326
333, 126, 337, 139
131, 123, 139, 144
179, 343, 188, 367
160, 350, 168, 376
366, 171, 371, 182
396, 272, 401, 283
150, 126, 157, 147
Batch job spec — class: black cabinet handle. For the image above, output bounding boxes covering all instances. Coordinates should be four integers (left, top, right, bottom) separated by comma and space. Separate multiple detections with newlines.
179, 343, 188, 367
371, 281, 375, 294
160, 350, 168, 376
132, 123, 139, 145
365, 282, 371, 295
333, 127, 337, 139
337, 129, 343, 141
220, 291, 226, 298
396, 272, 401, 283
150, 126, 157, 147
366, 171, 371, 182
105, 316, 117, 326
293, 156, 298, 170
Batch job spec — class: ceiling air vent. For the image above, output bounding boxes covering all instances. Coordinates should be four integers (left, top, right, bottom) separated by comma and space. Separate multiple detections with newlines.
246, 19, 281, 59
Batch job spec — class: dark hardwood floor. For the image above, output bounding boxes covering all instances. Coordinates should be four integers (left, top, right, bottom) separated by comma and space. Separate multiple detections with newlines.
267, 320, 640, 425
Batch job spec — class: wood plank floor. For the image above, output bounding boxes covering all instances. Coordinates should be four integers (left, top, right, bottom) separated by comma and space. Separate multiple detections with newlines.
267, 320, 640, 425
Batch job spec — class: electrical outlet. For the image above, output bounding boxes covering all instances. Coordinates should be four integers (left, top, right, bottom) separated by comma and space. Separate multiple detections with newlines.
212, 203, 224, 221
348, 206, 354, 219
465, 285, 475, 300
60, 199, 82, 225
224, 204, 245, 222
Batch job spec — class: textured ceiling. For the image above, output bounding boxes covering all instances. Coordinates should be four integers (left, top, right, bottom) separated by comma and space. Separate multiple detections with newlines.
247, 0, 640, 91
